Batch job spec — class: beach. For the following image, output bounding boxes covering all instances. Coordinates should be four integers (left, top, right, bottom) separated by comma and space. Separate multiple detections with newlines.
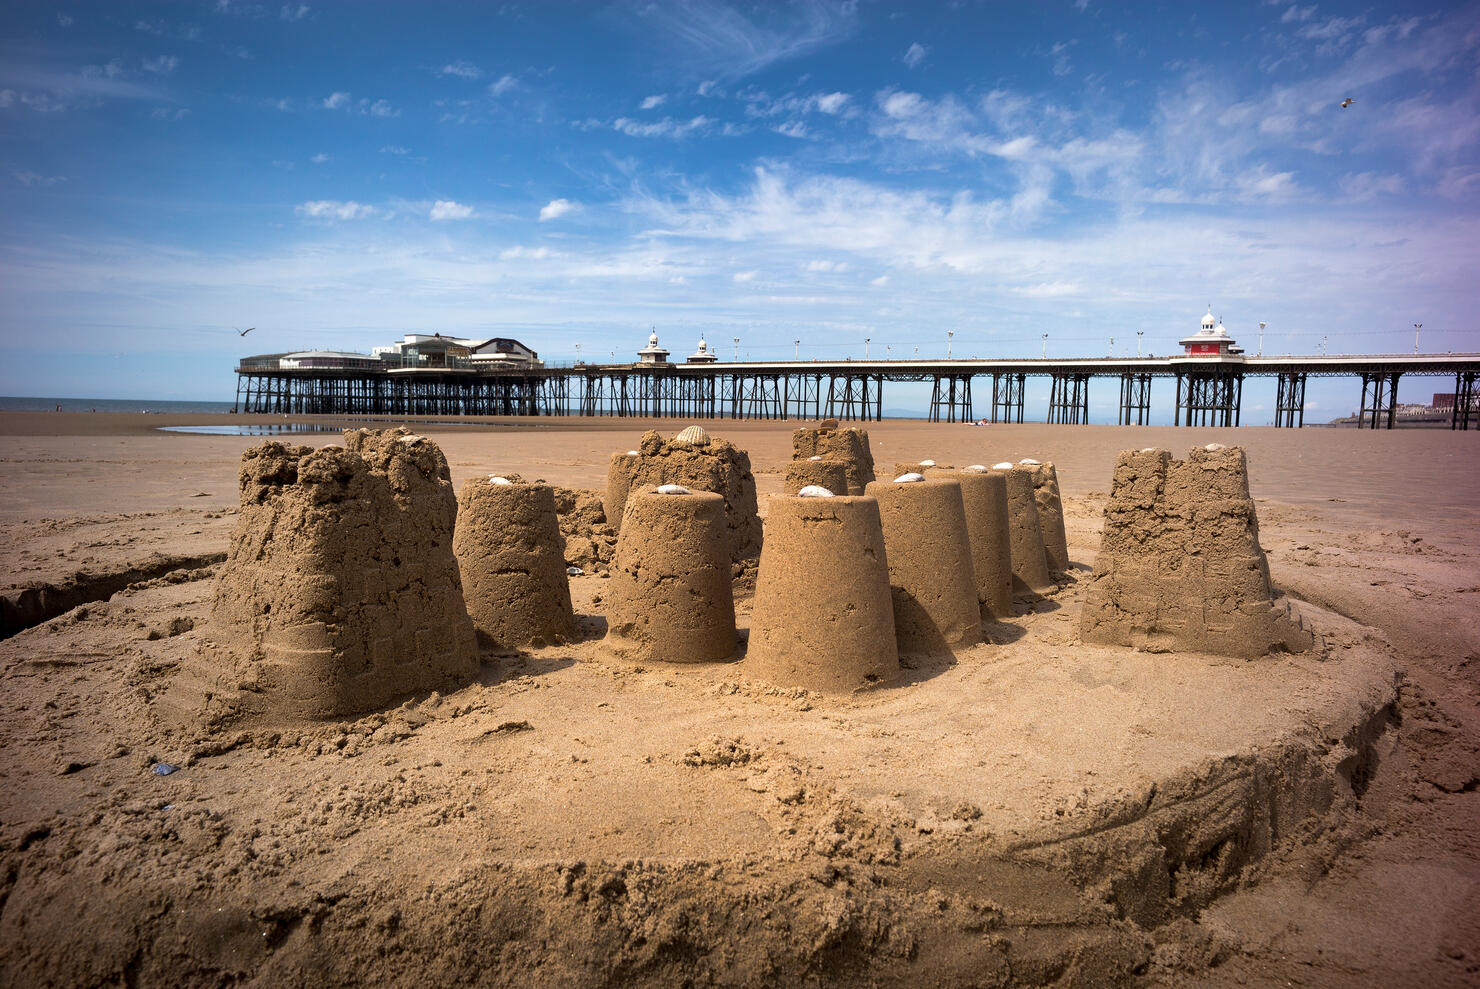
1, 412, 1477, 987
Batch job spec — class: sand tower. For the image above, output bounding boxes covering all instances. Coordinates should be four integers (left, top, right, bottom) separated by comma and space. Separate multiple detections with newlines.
605, 429, 762, 576
1080, 445, 1315, 658
997, 463, 1055, 595
604, 451, 640, 533
792, 425, 876, 495
454, 477, 575, 649
1020, 460, 1070, 572
864, 476, 981, 655
197, 429, 479, 722
746, 493, 899, 691
955, 467, 1015, 620
603, 487, 737, 664
783, 458, 850, 496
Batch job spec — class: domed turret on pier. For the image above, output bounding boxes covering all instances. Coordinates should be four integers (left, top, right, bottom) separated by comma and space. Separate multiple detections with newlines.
686, 335, 719, 363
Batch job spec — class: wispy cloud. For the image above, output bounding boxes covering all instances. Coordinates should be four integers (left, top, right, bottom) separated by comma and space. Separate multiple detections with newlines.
439, 60, 481, 79
310, 152, 329, 164
11, 170, 66, 186
142, 55, 179, 75
379, 145, 410, 155
296, 200, 376, 220
539, 198, 578, 221
280, 4, 310, 21
487, 74, 517, 97
903, 42, 927, 68
322, 91, 398, 116
613, 115, 713, 138
429, 200, 474, 221
627, 0, 858, 79
640, 94, 666, 110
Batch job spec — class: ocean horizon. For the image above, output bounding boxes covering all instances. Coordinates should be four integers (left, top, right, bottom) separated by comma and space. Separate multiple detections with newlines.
0, 396, 238, 414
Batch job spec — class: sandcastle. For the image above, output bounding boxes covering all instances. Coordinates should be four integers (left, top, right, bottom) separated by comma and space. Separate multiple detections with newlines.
864, 476, 981, 655
196, 429, 479, 721
998, 463, 1055, 595
603, 487, 736, 664
454, 477, 575, 649
1021, 460, 1070, 572
955, 467, 1015, 620
604, 429, 762, 576
791, 424, 876, 495
1080, 445, 1316, 658
782, 458, 849, 496
746, 493, 899, 691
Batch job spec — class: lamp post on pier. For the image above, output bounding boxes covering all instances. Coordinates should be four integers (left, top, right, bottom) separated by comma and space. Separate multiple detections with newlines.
1258, 321, 1266, 356
1137, 329, 1144, 356
1414, 323, 1422, 354
733, 337, 740, 361
1041, 333, 1048, 358
865, 337, 871, 359
947, 330, 954, 360
794, 339, 799, 360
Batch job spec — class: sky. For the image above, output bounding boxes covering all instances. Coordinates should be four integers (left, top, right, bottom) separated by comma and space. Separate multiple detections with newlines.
1, 0, 1477, 419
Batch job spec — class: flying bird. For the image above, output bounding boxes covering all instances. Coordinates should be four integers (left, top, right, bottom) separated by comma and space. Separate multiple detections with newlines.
235, 326, 255, 336
1340, 98, 1355, 108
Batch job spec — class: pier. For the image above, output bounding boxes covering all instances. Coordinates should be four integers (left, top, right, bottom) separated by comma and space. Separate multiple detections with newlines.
235, 352, 1480, 430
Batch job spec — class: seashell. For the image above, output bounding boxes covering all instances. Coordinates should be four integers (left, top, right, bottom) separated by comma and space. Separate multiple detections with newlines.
893, 472, 926, 483
397, 434, 424, 444
1018, 458, 1041, 465
991, 462, 1014, 470
808, 455, 823, 461
673, 425, 711, 447
797, 485, 835, 498
964, 464, 988, 472
626, 450, 640, 456
1140, 447, 1158, 452
656, 483, 692, 495
488, 475, 513, 486
919, 459, 936, 467
1204, 443, 1227, 451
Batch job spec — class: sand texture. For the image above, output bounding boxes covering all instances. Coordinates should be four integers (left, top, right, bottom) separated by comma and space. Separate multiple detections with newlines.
1001, 467, 1055, 595
783, 458, 850, 496
1024, 462, 1071, 572
792, 426, 876, 495
864, 477, 982, 654
954, 469, 1015, 620
1080, 446, 1316, 659
183, 429, 479, 723
745, 494, 899, 692
2, 412, 1478, 988
455, 479, 575, 650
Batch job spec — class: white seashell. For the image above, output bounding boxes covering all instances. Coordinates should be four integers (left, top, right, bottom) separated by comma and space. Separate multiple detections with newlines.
919, 459, 936, 467
488, 475, 513, 486
656, 483, 692, 495
1018, 458, 1041, 465
626, 450, 639, 456
1140, 447, 1158, 452
893, 472, 926, 483
1204, 443, 1227, 451
398, 434, 424, 444
673, 425, 711, 447
808, 455, 823, 461
964, 464, 988, 472
991, 462, 1014, 470
797, 485, 835, 498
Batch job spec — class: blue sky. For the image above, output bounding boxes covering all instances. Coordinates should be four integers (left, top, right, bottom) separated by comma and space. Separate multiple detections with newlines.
1, 0, 1477, 418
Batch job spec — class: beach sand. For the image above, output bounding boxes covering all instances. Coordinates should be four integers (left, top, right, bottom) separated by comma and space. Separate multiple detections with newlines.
1, 412, 1477, 986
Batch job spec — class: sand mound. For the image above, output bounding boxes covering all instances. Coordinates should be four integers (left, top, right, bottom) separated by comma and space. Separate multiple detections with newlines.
783, 459, 850, 496
1001, 467, 1055, 596
1023, 462, 1070, 572
954, 469, 1014, 620
189, 430, 478, 722
1080, 446, 1317, 658
455, 479, 575, 649
793, 425, 876, 495
552, 486, 617, 574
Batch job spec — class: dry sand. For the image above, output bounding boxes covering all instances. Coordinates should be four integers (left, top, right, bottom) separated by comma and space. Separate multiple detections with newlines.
1, 412, 1477, 987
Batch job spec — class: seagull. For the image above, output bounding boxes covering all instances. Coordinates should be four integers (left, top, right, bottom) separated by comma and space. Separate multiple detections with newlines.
1340, 98, 1355, 108
235, 326, 255, 337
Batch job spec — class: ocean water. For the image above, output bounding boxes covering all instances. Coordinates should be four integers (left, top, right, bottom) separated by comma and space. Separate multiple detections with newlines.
0, 396, 236, 414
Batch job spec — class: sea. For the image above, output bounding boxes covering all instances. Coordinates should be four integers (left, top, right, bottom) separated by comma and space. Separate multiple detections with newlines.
0, 396, 236, 414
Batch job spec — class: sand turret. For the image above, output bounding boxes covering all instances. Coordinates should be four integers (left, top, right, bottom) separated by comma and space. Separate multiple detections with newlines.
864, 477, 981, 655
454, 477, 575, 649
998, 464, 1055, 595
746, 494, 899, 692
783, 459, 850, 496
792, 425, 876, 495
1020, 460, 1070, 572
603, 488, 736, 664
195, 429, 478, 722
604, 430, 762, 577
1080, 445, 1315, 658
955, 467, 1015, 620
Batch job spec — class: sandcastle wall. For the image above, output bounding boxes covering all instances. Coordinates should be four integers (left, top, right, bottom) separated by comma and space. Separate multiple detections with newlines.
605, 431, 762, 575
955, 469, 1015, 620
200, 429, 479, 721
1080, 446, 1315, 658
746, 495, 899, 692
604, 453, 639, 534
1002, 466, 1055, 595
792, 426, 876, 495
783, 459, 850, 496
553, 487, 617, 574
454, 479, 575, 649
864, 478, 982, 654
603, 489, 736, 664
1024, 462, 1070, 572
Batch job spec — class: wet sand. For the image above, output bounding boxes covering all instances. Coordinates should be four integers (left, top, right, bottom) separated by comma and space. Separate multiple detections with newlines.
1, 412, 1477, 987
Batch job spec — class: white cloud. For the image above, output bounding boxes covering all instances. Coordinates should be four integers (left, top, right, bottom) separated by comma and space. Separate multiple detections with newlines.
815, 91, 850, 114
698, 80, 720, 97
429, 200, 474, 221
135, 19, 166, 35
297, 200, 376, 220
1049, 41, 1073, 77
57, 13, 74, 27
499, 245, 553, 260
310, 152, 329, 164
439, 61, 481, 79
1281, 4, 1316, 23
280, 4, 309, 20
640, 94, 666, 110
805, 259, 849, 272
488, 74, 517, 97
142, 55, 179, 74
870, 275, 889, 286
1014, 281, 1080, 298
322, 91, 350, 109
379, 145, 410, 155
634, 0, 858, 80
613, 115, 713, 139
368, 99, 396, 117
775, 120, 807, 138
539, 198, 577, 221
1338, 171, 1404, 200
11, 170, 67, 186
150, 107, 190, 120
903, 42, 928, 68
733, 270, 759, 282
322, 92, 397, 116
